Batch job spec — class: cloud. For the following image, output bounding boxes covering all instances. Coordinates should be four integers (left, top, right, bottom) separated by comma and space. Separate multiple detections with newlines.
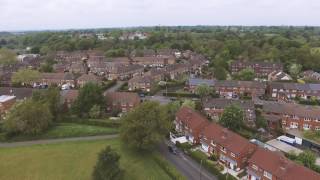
0, 0, 319, 31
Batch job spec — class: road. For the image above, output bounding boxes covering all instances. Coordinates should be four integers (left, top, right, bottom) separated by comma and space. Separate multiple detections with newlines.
159, 142, 218, 180
143, 95, 172, 105
104, 81, 125, 93
0, 134, 119, 148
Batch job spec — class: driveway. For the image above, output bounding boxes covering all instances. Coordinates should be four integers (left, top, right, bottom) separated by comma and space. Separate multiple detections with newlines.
159, 142, 218, 180
105, 81, 125, 93
0, 134, 119, 148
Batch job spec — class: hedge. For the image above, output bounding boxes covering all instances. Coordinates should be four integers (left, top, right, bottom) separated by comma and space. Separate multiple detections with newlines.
64, 118, 121, 128
153, 154, 187, 180
164, 92, 199, 98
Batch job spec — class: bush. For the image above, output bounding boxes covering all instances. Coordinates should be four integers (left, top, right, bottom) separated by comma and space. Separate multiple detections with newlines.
164, 92, 199, 98
63, 118, 121, 128
153, 154, 186, 180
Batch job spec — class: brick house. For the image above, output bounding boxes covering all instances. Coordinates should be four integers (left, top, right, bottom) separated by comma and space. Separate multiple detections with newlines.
104, 92, 140, 113
203, 98, 256, 126
107, 64, 144, 80
186, 78, 215, 93
247, 147, 320, 180
77, 74, 101, 87
200, 123, 257, 171
268, 71, 292, 81
128, 75, 154, 92
132, 56, 175, 67
36, 73, 75, 87
165, 63, 190, 79
268, 82, 320, 101
231, 61, 283, 78
260, 101, 320, 131
60, 90, 79, 108
215, 81, 266, 99
174, 107, 210, 144
303, 70, 320, 82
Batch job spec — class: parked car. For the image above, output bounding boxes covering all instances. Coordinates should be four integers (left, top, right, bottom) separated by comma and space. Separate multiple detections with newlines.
168, 145, 178, 155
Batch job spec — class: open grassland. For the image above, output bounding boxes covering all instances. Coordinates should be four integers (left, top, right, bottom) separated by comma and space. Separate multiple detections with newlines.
0, 138, 174, 180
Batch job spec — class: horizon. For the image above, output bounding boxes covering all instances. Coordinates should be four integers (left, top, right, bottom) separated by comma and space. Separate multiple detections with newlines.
1, 0, 320, 31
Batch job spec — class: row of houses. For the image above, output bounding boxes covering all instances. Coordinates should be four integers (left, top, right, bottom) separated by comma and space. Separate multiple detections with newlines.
231, 60, 283, 78
174, 107, 320, 179
186, 78, 320, 101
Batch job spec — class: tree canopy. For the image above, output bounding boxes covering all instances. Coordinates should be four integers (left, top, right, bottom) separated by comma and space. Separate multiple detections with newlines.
120, 101, 171, 151
3, 99, 52, 135
219, 104, 244, 131
234, 68, 255, 81
0, 48, 16, 65
11, 69, 40, 86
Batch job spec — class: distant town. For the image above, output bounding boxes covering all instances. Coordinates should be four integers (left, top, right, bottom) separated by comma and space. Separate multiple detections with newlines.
1, 26, 320, 180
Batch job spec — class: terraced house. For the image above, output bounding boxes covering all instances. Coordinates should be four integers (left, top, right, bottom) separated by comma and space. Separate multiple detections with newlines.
231, 61, 283, 78
268, 82, 320, 101
201, 123, 257, 171
214, 80, 266, 99
203, 98, 256, 126
247, 148, 320, 180
104, 92, 140, 113
174, 107, 210, 144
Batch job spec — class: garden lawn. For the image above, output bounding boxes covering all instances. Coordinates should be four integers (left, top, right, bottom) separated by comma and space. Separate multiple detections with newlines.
4, 123, 119, 142
0, 139, 173, 180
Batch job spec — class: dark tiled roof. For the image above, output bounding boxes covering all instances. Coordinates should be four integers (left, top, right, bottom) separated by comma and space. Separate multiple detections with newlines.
188, 78, 215, 86
0, 87, 34, 100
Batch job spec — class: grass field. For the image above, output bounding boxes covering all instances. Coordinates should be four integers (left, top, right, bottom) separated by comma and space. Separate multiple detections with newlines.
2, 123, 119, 142
0, 139, 174, 180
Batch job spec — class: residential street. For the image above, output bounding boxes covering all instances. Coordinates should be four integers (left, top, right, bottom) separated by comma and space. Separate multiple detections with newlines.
105, 81, 125, 93
159, 141, 218, 180
0, 134, 119, 148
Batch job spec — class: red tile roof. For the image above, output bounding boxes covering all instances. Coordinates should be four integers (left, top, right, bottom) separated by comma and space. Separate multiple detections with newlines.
249, 148, 320, 180
176, 107, 209, 133
202, 123, 255, 155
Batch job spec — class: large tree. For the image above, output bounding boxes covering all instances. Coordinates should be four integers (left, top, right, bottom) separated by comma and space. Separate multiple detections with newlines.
3, 99, 52, 135
0, 48, 17, 65
289, 63, 302, 79
92, 146, 123, 180
72, 83, 105, 117
234, 68, 255, 81
11, 69, 40, 86
195, 84, 212, 101
120, 101, 171, 151
219, 104, 244, 131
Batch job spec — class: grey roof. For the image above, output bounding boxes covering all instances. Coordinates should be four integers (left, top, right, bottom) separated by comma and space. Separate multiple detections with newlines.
188, 78, 215, 86
203, 98, 254, 110
270, 82, 320, 91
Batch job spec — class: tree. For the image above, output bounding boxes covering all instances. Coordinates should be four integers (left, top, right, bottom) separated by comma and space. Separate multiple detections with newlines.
3, 99, 52, 135
219, 104, 244, 131
32, 87, 60, 120
92, 146, 123, 180
195, 84, 212, 101
213, 67, 227, 80
120, 101, 171, 151
89, 105, 101, 119
297, 150, 316, 168
164, 101, 181, 122
72, 83, 105, 117
0, 48, 17, 65
181, 99, 196, 109
289, 63, 302, 79
11, 69, 40, 86
234, 68, 255, 81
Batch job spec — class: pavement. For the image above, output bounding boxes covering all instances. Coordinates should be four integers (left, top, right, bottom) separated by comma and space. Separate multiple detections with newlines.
143, 95, 172, 105
0, 134, 119, 148
159, 141, 218, 180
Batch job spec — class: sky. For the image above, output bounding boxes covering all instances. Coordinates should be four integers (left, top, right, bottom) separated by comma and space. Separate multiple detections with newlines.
0, 0, 319, 31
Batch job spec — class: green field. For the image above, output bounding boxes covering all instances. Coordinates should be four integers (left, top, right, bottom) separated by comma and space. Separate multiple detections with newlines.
2, 123, 119, 142
0, 139, 174, 180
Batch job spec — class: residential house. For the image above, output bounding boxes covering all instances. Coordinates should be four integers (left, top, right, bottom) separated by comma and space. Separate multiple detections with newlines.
107, 64, 144, 80
214, 81, 266, 99
186, 78, 215, 93
132, 56, 175, 67
69, 61, 88, 74
203, 98, 256, 126
165, 63, 189, 79
60, 90, 79, 108
77, 74, 101, 87
0, 87, 34, 101
268, 82, 320, 101
175, 107, 210, 144
200, 123, 257, 171
104, 92, 140, 113
303, 70, 320, 82
128, 75, 154, 92
231, 61, 283, 78
247, 147, 320, 180
268, 71, 292, 81
144, 68, 166, 82
36, 73, 75, 87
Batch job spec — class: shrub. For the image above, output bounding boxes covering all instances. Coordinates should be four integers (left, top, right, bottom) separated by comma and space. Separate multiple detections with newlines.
153, 154, 186, 180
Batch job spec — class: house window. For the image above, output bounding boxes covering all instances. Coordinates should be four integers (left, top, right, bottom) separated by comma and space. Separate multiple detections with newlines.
315, 127, 320, 131
303, 124, 311, 130
252, 164, 258, 171
263, 171, 272, 179
231, 152, 236, 158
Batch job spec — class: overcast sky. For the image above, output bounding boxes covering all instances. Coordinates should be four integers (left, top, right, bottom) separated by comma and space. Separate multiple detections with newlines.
0, 0, 319, 31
